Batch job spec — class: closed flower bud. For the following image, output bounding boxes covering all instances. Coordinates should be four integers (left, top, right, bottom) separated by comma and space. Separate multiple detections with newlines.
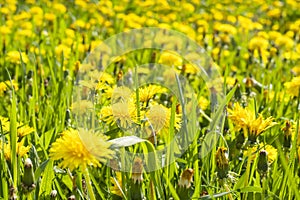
177, 168, 194, 200
22, 158, 36, 192
216, 147, 229, 179
50, 190, 57, 199
131, 157, 143, 184
282, 121, 292, 149
68, 195, 76, 200
257, 150, 268, 177
178, 168, 194, 188
131, 157, 144, 200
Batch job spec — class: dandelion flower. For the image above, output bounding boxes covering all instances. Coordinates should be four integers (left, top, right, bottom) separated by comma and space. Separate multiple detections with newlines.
146, 104, 181, 134
0, 139, 31, 161
100, 99, 137, 128
248, 36, 269, 51
6, 51, 29, 64
284, 76, 300, 97
158, 51, 183, 67
137, 85, 167, 103
49, 129, 113, 171
248, 115, 276, 142
244, 144, 277, 163
228, 103, 276, 143
0, 80, 19, 96
227, 103, 254, 130
17, 123, 35, 138
111, 86, 132, 104
71, 100, 94, 116
96, 72, 115, 91
110, 172, 123, 197
0, 116, 10, 132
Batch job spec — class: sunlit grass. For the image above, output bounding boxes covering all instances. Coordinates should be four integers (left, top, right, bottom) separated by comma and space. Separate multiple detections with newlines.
1, 0, 300, 199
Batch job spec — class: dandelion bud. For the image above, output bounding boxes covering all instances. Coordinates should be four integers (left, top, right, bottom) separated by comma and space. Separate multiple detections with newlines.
177, 169, 194, 200
22, 158, 36, 192
257, 150, 268, 177
50, 190, 57, 199
235, 131, 245, 149
216, 147, 229, 179
282, 121, 292, 149
68, 195, 76, 200
178, 168, 194, 188
131, 157, 144, 200
131, 157, 143, 184
9, 186, 17, 200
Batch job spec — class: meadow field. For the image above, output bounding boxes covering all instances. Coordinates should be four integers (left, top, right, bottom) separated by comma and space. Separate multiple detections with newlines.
1, 0, 300, 199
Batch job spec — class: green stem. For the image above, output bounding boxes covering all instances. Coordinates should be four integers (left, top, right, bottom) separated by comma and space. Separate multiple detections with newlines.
84, 168, 96, 200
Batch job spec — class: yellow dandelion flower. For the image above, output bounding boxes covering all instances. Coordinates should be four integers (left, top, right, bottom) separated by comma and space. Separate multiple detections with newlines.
0, 116, 10, 132
248, 115, 276, 139
6, 51, 29, 64
248, 36, 269, 51
228, 103, 255, 131
181, 63, 199, 75
158, 51, 183, 67
0, 80, 19, 96
228, 103, 276, 142
100, 100, 137, 128
111, 86, 132, 104
0, 139, 31, 161
284, 76, 300, 97
275, 35, 294, 49
146, 104, 181, 134
137, 85, 167, 103
44, 13, 56, 21
244, 144, 277, 163
110, 172, 123, 197
96, 72, 115, 91
111, 101, 137, 128
55, 44, 71, 59
71, 100, 94, 116
17, 123, 34, 138
49, 129, 113, 171
53, 3, 67, 14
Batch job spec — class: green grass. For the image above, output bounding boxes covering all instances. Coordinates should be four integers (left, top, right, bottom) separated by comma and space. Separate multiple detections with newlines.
1, 0, 300, 199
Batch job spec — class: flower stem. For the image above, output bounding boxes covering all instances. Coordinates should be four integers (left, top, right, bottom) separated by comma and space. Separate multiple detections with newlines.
84, 168, 96, 200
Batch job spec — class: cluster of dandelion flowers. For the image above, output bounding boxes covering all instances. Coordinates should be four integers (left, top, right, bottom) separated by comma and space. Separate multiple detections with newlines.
49, 129, 114, 171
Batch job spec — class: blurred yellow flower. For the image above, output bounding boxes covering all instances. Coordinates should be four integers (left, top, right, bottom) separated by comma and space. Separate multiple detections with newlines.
71, 100, 94, 116
49, 129, 113, 171
0, 116, 10, 132
158, 51, 183, 67
6, 51, 29, 64
0, 80, 19, 96
284, 76, 300, 97
248, 36, 269, 51
146, 104, 181, 135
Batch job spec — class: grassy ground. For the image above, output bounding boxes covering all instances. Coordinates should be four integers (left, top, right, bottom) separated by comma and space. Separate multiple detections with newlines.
1, 0, 300, 199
